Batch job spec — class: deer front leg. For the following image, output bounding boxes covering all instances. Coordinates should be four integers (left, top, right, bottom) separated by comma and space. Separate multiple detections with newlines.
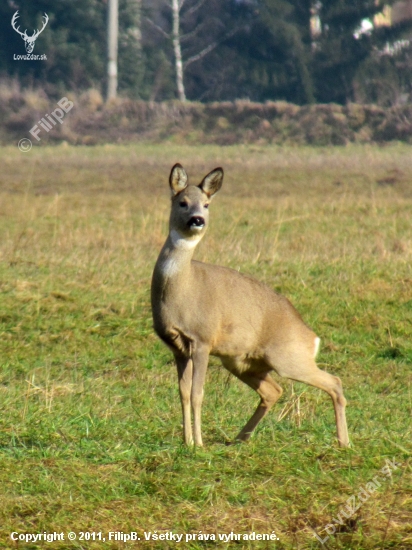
175, 354, 193, 445
191, 345, 210, 447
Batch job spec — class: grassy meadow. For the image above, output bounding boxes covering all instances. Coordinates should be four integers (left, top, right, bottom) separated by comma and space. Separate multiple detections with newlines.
0, 143, 411, 549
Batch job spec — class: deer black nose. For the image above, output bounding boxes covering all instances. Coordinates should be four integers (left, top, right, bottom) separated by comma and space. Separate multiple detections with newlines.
187, 216, 205, 228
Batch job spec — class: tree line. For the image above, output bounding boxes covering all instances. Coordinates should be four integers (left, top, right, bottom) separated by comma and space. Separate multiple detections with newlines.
1, 0, 412, 105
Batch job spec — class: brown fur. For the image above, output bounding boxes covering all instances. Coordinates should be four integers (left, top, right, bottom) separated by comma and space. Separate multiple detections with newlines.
151, 164, 349, 447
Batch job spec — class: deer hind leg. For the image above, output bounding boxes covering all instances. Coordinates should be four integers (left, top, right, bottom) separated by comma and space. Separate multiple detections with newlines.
175, 354, 193, 446
300, 368, 349, 448
234, 371, 283, 442
267, 347, 349, 448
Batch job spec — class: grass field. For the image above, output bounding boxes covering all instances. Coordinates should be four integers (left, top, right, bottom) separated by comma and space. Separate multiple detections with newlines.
0, 143, 411, 549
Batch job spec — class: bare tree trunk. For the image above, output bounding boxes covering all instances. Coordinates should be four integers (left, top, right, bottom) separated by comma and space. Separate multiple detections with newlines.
106, 0, 119, 101
172, 0, 186, 101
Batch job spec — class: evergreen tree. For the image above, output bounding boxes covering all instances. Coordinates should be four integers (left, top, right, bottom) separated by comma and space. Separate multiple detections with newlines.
1, 0, 411, 103
1, 0, 106, 93
312, 0, 412, 103
186, 0, 314, 103
143, 0, 253, 101
119, 0, 144, 97
1, 0, 145, 97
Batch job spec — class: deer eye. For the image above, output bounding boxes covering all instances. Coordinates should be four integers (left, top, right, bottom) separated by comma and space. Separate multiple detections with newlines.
204, 203, 209, 209
179, 201, 188, 208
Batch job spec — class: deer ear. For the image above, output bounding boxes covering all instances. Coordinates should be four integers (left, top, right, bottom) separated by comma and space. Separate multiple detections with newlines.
199, 167, 223, 198
169, 163, 188, 195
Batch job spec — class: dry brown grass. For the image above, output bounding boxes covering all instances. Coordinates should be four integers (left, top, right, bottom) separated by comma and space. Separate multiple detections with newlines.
1, 80, 412, 146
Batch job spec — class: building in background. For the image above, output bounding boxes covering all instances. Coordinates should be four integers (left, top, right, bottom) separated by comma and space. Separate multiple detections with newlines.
375, 0, 412, 26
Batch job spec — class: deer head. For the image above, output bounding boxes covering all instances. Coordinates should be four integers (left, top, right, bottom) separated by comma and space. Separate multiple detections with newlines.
11, 11, 49, 54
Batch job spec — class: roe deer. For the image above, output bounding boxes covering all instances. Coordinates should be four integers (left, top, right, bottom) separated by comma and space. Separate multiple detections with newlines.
151, 164, 349, 447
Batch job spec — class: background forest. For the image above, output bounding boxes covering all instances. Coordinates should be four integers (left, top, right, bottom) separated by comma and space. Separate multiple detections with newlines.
1, 0, 412, 107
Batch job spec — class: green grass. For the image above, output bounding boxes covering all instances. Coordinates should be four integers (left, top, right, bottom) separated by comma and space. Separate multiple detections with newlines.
0, 143, 411, 549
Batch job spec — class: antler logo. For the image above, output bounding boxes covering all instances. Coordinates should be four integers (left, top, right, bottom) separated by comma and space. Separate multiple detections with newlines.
11, 11, 49, 54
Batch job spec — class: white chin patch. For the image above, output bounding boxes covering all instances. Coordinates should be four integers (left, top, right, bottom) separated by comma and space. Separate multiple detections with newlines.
170, 229, 202, 249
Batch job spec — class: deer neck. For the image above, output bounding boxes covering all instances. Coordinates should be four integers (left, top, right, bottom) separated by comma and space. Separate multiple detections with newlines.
154, 229, 201, 289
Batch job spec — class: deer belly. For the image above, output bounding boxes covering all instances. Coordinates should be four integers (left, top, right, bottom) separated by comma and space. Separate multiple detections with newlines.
211, 321, 259, 357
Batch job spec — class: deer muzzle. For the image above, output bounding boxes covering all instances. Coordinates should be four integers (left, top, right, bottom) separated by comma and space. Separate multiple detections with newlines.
187, 216, 205, 229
